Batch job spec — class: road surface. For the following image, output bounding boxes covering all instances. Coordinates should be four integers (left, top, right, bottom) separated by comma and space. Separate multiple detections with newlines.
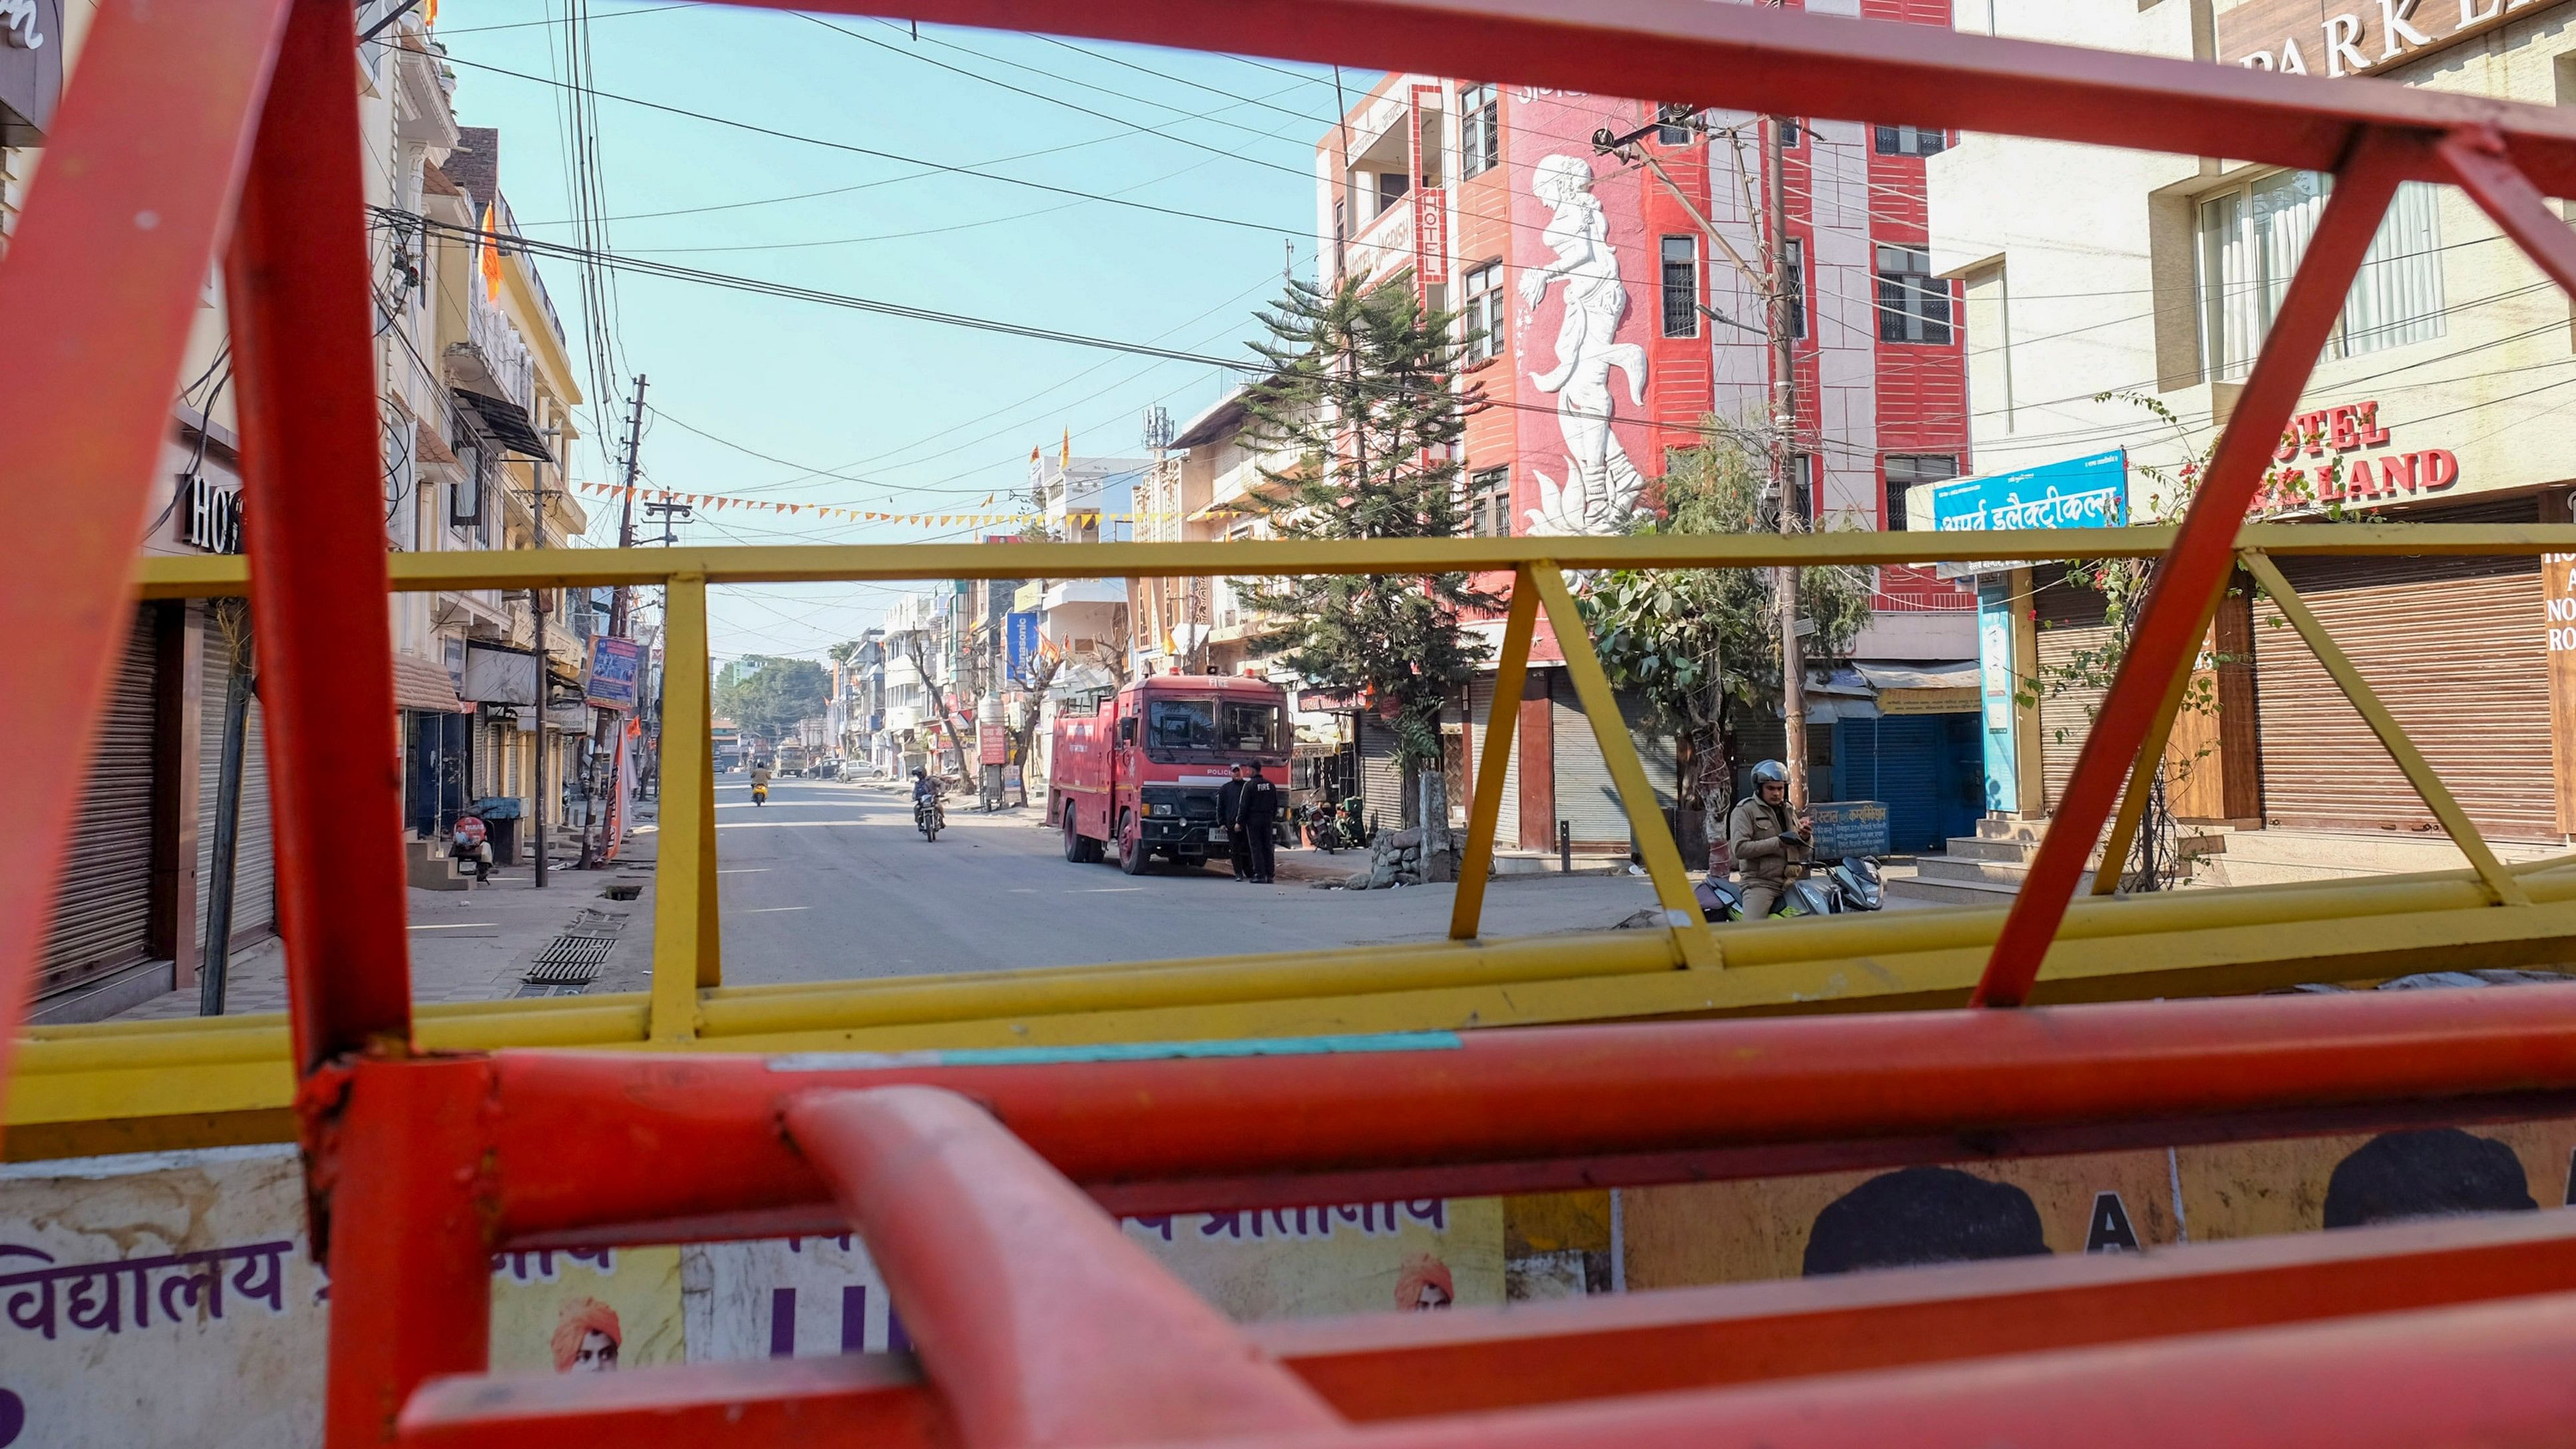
711, 774, 1674, 984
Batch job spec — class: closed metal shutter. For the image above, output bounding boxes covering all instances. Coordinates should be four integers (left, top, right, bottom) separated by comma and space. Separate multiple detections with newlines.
1468, 676, 1519, 849
41, 607, 158, 998
1837, 714, 1949, 853
196, 623, 277, 947
1550, 682, 1675, 849
2255, 549, 2552, 841
1357, 714, 1403, 833
2036, 580, 2114, 813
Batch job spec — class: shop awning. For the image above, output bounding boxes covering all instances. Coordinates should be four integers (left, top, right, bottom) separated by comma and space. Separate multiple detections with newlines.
451, 388, 554, 463
1857, 660, 1981, 716
392, 651, 471, 714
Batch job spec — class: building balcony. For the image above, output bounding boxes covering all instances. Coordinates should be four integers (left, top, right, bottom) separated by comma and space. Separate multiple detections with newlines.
1043, 578, 1127, 609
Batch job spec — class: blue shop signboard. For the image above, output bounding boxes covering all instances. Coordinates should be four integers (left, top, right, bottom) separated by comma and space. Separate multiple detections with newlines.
584, 636, 645, 712
1809, 800, 1891, 859
1006, 611, 1042, 680
1926, 449, 2128, 578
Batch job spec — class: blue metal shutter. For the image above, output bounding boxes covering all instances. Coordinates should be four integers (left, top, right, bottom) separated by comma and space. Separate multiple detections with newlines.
1833, 714, 1950, 854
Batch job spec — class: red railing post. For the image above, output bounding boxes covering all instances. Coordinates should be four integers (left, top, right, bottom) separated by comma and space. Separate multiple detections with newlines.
0, 0, 290, 1115
318, 1056, 499, 1448
228, 0, 419, 1070
783, 1086, 1344, 1448
1972, 128, 2416, 1008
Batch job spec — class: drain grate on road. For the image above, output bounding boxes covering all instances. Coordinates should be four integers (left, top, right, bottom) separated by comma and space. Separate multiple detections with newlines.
525, 934, 616, 984
519, 908, 630, 990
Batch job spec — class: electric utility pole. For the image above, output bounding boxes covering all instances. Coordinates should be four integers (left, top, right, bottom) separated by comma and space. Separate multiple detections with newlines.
1767, 111, 1807, 813
1596, 110, 1807, 810
530, 432, 562, 889
582, 374, 647, 869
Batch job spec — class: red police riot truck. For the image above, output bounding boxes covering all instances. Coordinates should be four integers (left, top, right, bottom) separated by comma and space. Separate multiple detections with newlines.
1051, 673, 1292, 875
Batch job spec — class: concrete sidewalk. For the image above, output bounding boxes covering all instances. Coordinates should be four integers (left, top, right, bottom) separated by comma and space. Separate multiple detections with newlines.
114, 808, 663, 1021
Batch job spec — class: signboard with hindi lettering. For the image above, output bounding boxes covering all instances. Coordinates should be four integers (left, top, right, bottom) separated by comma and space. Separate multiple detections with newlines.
1807, 799, 1891, 858
1924, 449, 2128, 579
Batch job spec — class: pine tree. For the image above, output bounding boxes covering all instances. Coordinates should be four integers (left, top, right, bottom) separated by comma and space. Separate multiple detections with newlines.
1238, 275, 1493, 822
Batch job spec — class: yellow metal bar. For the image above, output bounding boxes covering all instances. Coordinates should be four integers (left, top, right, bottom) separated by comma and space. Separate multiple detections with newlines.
696, 672, 723, 987
649, 574, 711, 1039
1527, 563, 1718, 970
126, 524, 2576, 599
2238, 551, 2529, 907
25, 860, 2576, 1149
2090, 587, 2227, 896
1450, 569, 1539, 940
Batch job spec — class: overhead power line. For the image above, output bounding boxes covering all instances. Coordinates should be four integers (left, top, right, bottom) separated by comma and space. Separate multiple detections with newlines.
432, 51, 1319, 242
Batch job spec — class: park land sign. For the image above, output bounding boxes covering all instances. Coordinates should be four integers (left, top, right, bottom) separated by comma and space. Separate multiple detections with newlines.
2217, 0, 2572, 77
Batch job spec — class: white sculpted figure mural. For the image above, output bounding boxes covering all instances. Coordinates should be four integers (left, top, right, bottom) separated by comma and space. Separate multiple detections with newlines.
1519, 152, 1649, 536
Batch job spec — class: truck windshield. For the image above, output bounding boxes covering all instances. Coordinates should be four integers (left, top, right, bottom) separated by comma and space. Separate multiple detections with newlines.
1146, 698, 1284, 759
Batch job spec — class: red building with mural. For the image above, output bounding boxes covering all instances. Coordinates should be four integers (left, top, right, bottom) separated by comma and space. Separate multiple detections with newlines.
1316, 1, 1980, 858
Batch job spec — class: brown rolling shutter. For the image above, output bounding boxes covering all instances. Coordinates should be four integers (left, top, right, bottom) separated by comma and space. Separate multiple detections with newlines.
40, 607, 159, 998
2035, 579, 2113, 813
2254, 550, 2552, 841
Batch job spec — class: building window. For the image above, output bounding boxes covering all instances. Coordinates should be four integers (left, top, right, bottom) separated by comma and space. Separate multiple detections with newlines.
1459, 84, 1499, 178
1778, 118, 1802, 148
1882, 453, 1960, 532
1660, 236, 1699, 338
2196, 171, 2446, 381
1876, 244, 1953, 345
1467, 467, 1512, 537
1783, 238, 1806, 341
1463, 260, 1505, 363
1655, 103, 1698, 146
1376, 170, 1410, 212
1873, 124, 1948, 156
451, 441, 484, 530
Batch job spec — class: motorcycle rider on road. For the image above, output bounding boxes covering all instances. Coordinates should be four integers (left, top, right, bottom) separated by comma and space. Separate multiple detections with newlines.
749, 760, 771, 805
911, 766, 944, 830
1726, 759, 1811, 921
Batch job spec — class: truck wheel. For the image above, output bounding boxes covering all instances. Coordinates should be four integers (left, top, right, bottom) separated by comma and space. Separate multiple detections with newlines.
1117, 813, 1151, 876
1063, 809, 1085, 863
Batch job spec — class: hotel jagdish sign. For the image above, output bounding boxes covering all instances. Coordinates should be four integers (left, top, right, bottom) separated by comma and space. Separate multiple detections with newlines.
2220, 0, 2571, 76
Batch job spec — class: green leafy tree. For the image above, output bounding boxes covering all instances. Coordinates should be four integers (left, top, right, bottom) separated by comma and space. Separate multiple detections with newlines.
713, 654, 830, 745
1578, 421, 1869, 838
1236, 275, 1493, 826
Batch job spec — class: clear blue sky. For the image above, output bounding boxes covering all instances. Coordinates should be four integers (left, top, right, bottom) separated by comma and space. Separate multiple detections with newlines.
435, 3, 1351, 664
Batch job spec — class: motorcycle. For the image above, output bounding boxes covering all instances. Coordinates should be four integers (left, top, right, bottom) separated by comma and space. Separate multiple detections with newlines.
752, 783, 768, 807
916, 797, 945, 842
1301, 795, 1372, 853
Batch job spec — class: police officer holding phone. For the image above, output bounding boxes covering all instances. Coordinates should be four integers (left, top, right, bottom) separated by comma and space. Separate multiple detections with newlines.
1726, 759, 1811, 920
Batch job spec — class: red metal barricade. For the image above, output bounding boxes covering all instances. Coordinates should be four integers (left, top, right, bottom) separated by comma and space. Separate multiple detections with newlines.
14, 2, 2576, 1445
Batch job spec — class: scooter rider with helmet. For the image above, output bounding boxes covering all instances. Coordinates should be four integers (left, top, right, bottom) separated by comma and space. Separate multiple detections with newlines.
1726, 759, 1812, 921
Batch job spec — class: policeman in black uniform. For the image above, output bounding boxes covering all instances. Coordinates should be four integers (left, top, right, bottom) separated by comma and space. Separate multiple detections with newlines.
1218, 763, 1252, 881
1242, 764, 1282, 883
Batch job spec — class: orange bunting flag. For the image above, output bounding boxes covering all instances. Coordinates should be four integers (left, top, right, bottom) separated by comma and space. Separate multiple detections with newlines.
478, 203, 503, 302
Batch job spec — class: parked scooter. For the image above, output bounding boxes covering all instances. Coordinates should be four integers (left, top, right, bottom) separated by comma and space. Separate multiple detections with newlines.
1825, 855, 1885, 912
1298, 796, 1371, 853
1693, 873, 1839, 923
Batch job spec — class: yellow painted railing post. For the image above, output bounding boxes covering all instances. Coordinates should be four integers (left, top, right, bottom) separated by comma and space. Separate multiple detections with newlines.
1528, 564, 1720, 970
649, 573, 711, 1040
2237, 552, 2527, 907
696, 654, 723, 986
1450, 569, 1539, 940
